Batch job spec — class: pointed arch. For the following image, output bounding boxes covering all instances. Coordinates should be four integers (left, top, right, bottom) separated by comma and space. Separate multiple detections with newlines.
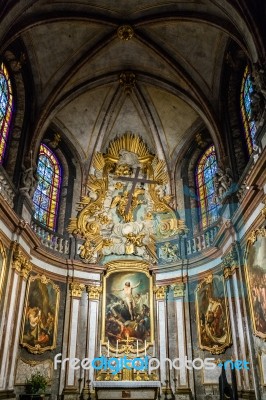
195, 145, 218, 229
33, 143, 62, 230
0, 61, 13, 164
240, 65, 256, 155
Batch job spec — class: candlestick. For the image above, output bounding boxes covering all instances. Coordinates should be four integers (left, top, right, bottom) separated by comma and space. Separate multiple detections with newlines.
107, 340, 110, 357
144, 340, 146, 356
116, 340, 118, 357
137, 339, 139, 357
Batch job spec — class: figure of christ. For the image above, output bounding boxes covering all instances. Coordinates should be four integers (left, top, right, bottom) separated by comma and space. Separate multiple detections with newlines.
112, 281, 141, 320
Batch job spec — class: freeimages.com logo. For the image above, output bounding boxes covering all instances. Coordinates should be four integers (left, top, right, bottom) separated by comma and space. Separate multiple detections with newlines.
54, 354, 250, 375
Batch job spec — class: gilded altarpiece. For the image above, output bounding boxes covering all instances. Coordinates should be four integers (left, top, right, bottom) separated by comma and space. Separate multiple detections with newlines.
195, 274, 232, 354
68, 133, 186, 264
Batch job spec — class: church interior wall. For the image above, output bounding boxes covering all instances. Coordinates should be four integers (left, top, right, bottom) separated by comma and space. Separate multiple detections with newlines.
0, 1, 266, 399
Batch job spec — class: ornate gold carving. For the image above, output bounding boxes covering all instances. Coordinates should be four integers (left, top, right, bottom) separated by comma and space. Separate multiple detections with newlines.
68, 133, 186, 263
248, 228, 266, 244
154, 285, 167, 300
87, 285, 102, 300
171, 282, 186, 298
119, 72, 136, 94
70, 282, 85, 297
12, 242, 32, 279
117, 25, 134, 41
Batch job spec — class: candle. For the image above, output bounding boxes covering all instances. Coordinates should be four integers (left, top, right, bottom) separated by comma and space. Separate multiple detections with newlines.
116, 340, 118, 357
144, 340, 146, 357
107, 340, 110, 357
99, 340, 102, 357
152, 345, 155, 358
137, 340, 139, 357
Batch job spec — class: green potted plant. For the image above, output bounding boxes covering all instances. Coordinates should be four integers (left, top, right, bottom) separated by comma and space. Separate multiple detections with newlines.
24, 372, 47, 398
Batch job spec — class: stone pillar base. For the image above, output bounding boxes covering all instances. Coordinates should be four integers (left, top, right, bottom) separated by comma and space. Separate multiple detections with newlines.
0, 390, 16, 400
175, 388, 193, 400
238, 390, 256, 399
62, 388, 80, 400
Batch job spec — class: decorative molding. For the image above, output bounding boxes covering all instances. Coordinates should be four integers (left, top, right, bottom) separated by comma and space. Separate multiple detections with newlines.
154, 285, 167, 300
70, 282, 85, 297
119, 72, 136, 94
222, 244, 239, 279
12, 242, 32, 279
248, 228, 266, 244
87, 285, 102, 300
117, 25, 134, 41
171, 282, 186, 298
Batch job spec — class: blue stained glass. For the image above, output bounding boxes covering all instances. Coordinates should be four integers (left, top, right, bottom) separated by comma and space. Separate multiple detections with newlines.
195, 145, 218, 229
33, 143, 62, 230
240, 66, 257, 155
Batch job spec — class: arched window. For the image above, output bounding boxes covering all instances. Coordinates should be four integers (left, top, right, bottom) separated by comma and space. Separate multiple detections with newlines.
33, 143, 62, 230
195, 145, 218, 229
240, 65, 256, 155
0, 62, 13, 164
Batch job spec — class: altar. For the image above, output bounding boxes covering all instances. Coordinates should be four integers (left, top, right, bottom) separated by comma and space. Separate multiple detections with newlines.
93, 381, 161, 400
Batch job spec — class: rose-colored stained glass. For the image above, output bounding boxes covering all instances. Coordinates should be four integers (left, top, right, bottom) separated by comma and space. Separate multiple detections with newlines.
0, 62, 13, 163
33, 143, 62, 230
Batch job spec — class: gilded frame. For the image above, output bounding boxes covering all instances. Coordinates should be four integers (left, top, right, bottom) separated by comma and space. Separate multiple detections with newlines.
20, 274, 60, 354
101, 260, 154, 354
0, 239, 7, 299
244, 228, 266, 340
195, 273, 232, 354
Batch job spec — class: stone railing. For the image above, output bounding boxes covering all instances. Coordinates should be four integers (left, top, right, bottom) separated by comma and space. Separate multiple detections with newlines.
186, 224, 220, 256
0, 167, 16, 207
31, 221, 70, 255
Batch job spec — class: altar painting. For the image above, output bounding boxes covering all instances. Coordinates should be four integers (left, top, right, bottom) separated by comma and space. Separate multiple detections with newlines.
102, 267, 153, 354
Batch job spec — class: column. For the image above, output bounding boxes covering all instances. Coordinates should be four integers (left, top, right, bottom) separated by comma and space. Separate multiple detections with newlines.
86, 286, 101, 383
171, 282, 193, 399
223, 249, 251, 393
63, 282, 85, 398
0, 242, 31, 394
154, 286, 168, 386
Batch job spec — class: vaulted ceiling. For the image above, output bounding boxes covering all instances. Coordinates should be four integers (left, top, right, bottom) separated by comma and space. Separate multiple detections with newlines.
0, 0, 263, 174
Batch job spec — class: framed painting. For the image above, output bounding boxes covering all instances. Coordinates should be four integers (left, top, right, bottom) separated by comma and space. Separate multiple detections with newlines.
0, 239, 7, 299
245, 228, 266, 339
195, 274, 231, 354
20, 274, 60, 354
101, 260, 154, 355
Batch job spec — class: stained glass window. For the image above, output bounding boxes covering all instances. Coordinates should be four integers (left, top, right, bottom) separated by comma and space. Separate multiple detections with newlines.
195, 145, 218, 229
33, 143, 62, 230
0, 62, 13, 164
240, 65, 256, 155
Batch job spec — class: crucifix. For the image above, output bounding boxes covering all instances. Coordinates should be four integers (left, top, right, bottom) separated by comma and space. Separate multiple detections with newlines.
114, 166, 158, 216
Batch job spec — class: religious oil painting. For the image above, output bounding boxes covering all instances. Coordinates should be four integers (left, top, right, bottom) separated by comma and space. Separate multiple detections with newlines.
245, 229, 266, 339
20, 274, 60, 354
195, 274, 231, 354
102, 262, 153, 354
